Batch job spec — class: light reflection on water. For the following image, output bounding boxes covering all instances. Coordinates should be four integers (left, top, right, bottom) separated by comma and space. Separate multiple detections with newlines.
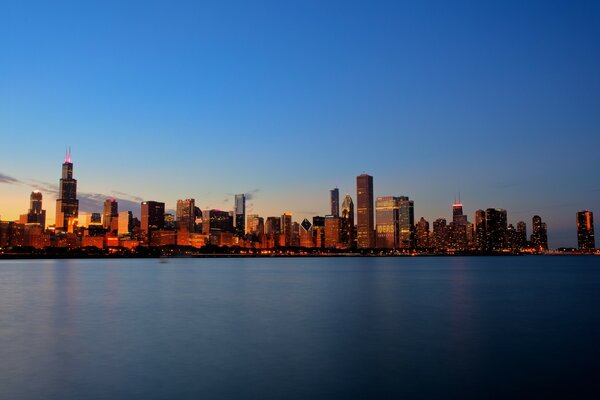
0, 256, 599, 399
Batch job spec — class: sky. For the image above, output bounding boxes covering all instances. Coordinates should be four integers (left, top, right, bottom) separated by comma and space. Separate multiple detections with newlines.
1, 0, 599, 247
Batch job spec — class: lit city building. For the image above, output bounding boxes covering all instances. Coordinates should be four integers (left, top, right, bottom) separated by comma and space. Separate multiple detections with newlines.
531, 215, 548, 250
340, 194, 354, 248
235, 194, 245, 237
176, 199, 196, 233
55, 149, 79, 231
576, 211, 595, 250
103, 198, 118, 231
356, 174, 375, 248
375, 196, 400, 249
26, 191, 46, 229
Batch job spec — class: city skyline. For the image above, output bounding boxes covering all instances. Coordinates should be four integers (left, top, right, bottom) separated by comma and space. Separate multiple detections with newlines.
1, 1, 600, 247
0, 152, 596, 249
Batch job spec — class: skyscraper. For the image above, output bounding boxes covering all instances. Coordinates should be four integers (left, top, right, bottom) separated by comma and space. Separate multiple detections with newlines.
281, 212, 293, 247
55, 149, 79, 231
103, 198, 118, 230
176, 199, 196, 233
356, 174, 375, 248
516, 221, 527, 249
432, 218, 448, 251
485, 208, 507, 252
398, 196, 415, 249
531, 215, 548, 250
330, 188, 340, 217
118, 211, 133, 236
576, 211, 595, 250
474, 210, 487, 251
415, 217, 430, 249
375, 196, 399, 249
234, 194, 246, 237
324, 215, 342, 248
141, 201, 165, 241
26, 191, 46, 229
341, 194, 354, 248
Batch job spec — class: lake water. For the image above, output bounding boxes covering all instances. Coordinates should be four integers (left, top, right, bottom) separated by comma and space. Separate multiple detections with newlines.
0, 256, 599, 399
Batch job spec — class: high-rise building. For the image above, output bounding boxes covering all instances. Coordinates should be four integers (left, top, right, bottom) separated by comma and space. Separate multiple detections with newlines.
485, 208, 507, 252
375, 196, 400, 249
300, 218, 313, 248
516, 221, 527, 249
474, 210, 487, 251
415, 217, 430, 249
202, 210, 234, 234
312, 216, 325, 248
356, 174, 375, 248
452, 201, 467, 225
246, 214, 264, 236
330, 188, 340, 217
281, 212, 293, 247
341, 194, 354, 248
55, 149, 79, 231
398, 196, 415, 249
103, 198, 118, 230
576, 211, 595, 250
265, 217, 281, 236
118, 211, 133, 236
432, 218, 448, 251
234, 194, 246, 237
141, 201, 165, 241
176, 199, 196, 233
531, 215, 548, 250
324, 215, 342, 248
26, 191, 46, 229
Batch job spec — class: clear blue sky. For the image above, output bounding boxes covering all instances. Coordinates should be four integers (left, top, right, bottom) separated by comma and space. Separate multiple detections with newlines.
1, 0, 599, 247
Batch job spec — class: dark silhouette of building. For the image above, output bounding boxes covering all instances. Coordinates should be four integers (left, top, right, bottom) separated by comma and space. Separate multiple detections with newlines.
55, 149, 79, 231
141, 201, 165, 242
485, 208, 507, 251
531, 215, 548, 250
415, 217, 430, 249
432, 218, 448, 251
27, 191, 46, 229
356, 174, 375, 248
516, 221, 527, 249
577, 211, 595, 250
330, 188, 340, 217
474, 209, 487, 251
235, 194, 245, 237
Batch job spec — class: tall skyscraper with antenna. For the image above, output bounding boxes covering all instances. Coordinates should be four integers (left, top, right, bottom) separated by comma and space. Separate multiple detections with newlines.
55, 148, 79, 231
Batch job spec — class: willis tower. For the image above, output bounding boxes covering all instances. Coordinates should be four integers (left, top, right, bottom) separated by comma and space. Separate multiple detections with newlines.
55, 148, 79, 231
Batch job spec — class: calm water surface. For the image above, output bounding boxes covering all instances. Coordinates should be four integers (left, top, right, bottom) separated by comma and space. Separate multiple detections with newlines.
0, 256, 599, 399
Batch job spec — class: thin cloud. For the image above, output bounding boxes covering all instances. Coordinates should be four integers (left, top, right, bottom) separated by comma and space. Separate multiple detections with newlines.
111, 190, 144, 202
0, 173, 21, 184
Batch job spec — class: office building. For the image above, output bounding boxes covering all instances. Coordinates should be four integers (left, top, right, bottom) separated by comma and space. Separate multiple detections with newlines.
330, 188, 340, 217
576, 211, 595, 250
356, 174, 375, 248
485, 208, 507, 251
26, 191, 46, 229
235, 194, 245, 237
55, 149, 79, 231
141, 201, 165, 241
103, 198, 118, 230
176, 199, 196, 233
340, 194, 354, 248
